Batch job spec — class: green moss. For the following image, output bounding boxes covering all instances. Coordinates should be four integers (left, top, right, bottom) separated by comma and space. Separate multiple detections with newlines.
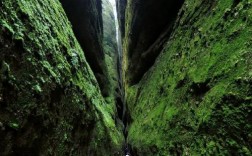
125, 0, 252, 155
0, 0, 123, 155
102, 0, 119, 102
9, 122, 19, 130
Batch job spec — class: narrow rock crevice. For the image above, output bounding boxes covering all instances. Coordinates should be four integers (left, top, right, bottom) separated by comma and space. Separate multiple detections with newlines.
59, 0, 108, 97
1, 0, 251, 155
108, 0, 130, 151
124, 0, 185, 85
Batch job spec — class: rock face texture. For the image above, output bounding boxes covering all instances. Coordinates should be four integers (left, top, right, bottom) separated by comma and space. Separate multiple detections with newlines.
116, 0, 127, 38
102, 0, 118, 104
119, 0, 252, 155
120, 0, 185, 85
1, 0, 252, 155
0, 0, 123, 155
60, 0, 112, 97
102, 0, 125, 132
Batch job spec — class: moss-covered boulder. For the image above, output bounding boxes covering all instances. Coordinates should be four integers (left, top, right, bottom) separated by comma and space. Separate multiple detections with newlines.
0, 0, 123, 155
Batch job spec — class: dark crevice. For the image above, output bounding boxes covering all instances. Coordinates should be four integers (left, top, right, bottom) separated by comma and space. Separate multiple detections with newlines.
128, 20, 178, 84
190, 80, 211, 98
126, 0, 185, 85
116, 0, 127, 38
116, 97, 124, 121
232, 0, 241, 8
59, 0, 107, 96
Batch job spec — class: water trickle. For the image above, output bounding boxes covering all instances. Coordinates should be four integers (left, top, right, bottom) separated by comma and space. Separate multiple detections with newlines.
109, 0, 123, 80
108, 0, 128, 152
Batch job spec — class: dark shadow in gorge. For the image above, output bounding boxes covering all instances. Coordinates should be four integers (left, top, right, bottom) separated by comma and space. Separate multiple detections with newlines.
59, 0, 109, 96
126, 0, 185, 85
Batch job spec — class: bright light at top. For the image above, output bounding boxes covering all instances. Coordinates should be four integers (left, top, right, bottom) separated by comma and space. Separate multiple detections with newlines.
108, 0, 116, 6
107, 0, 121, 55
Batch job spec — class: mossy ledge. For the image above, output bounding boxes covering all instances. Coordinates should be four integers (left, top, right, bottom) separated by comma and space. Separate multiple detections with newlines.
0, 0, 123, 155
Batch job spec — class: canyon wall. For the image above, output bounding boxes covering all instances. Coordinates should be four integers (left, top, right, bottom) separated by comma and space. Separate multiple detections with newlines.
102, 0, 125, 133
119, 0, 252, 155
60, 0, 111, 97
0, 0, 123, 155
1, 0, 251, 155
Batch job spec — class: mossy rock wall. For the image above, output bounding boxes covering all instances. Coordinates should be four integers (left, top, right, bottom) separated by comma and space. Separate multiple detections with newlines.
102, 0, 125, 136
102, 0, 119, 101
59, 0, 111, 98
0, 0, 123, 155
124, 0, 252, 155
